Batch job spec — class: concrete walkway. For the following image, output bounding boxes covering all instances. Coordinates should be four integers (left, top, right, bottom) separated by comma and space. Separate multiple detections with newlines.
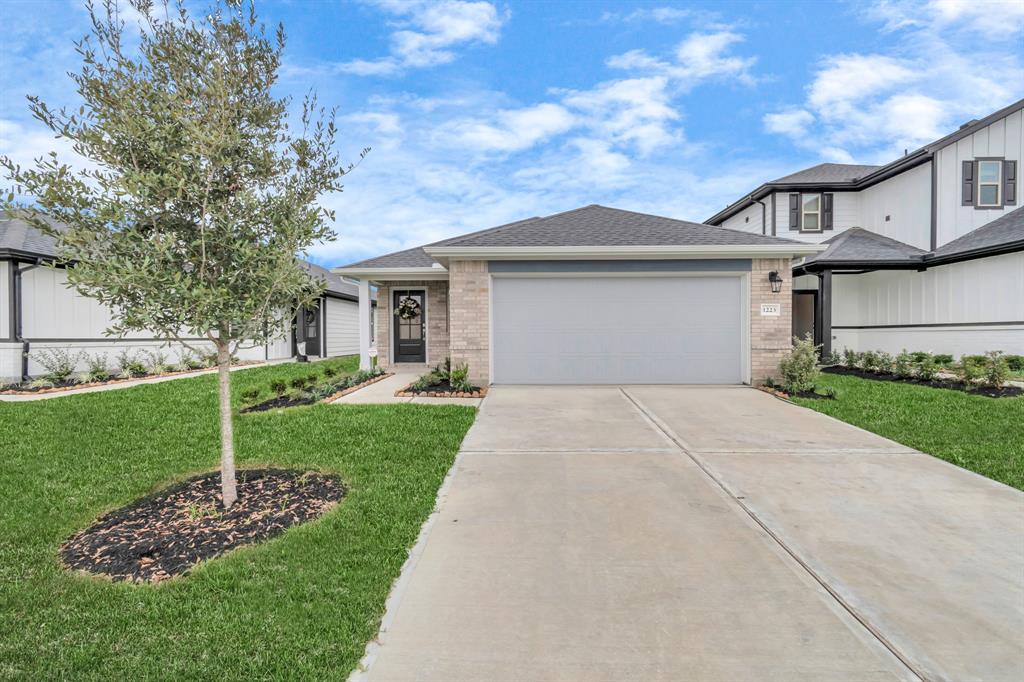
358, 385, 1024, 681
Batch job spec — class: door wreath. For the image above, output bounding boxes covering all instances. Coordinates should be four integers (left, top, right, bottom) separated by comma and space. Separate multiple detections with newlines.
395, 296, 421, 320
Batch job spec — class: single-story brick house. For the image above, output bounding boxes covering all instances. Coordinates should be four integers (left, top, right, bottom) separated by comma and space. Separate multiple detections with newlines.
336, 205, 823, 385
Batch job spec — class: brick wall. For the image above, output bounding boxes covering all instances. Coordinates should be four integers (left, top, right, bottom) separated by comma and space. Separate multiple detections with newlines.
750, 258, 793, 384
448, 260, 490, 384
375, 280, 450, 370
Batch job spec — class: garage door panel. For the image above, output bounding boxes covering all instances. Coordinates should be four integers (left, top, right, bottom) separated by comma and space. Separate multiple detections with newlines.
492, 276, 744, 384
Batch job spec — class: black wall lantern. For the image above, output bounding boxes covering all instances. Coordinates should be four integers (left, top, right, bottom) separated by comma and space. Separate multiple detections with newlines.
768, 270, 784, 294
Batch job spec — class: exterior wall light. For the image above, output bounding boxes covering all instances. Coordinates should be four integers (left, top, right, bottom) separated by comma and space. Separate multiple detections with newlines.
768, 271, 784, 294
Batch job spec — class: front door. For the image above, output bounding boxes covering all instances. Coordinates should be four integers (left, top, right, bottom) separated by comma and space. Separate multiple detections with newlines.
393, 290, 426, 363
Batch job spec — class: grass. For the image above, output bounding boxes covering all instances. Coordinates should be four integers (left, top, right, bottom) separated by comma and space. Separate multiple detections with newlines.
0, 356, 477, 679
791, 373, 1024, 491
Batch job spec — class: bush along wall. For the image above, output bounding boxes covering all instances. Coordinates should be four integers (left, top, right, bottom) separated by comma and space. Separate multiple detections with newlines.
823, 349, 1022, 399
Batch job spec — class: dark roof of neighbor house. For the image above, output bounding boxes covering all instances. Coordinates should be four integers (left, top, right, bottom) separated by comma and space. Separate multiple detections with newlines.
0, 210, 363, 299
799, 228, 928, 269
707, 98, 1024, 225
929, 205, 1024, 261
770, 163, 881, 185
344, 204, 805, 268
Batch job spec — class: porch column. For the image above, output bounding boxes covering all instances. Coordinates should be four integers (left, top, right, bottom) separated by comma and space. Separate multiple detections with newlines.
358, 278, 371, 370
818, 269, 833, 358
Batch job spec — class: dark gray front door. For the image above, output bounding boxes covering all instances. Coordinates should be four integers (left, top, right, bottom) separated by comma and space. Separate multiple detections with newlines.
393, 290, 425, 363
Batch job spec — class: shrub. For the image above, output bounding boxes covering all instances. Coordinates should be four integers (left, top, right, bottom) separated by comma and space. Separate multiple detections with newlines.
762, 376, 778, 389
956, 356, 984, 384
306, 373, 319, 386
198, 350, 218, 368
178, 350, 203, 371
80, 353, 111, 383
778, 334, 820, 394
269, 380, 287, 396
322, 366, 338, 379
241, 388, 262, 405
981, 350, 1010, 388
433, 357, 452, 381
411, 370, 442, 391
842, 347, 858, 368
876, 351, 895, 374
1005, 355, 1024, 372
910, 351, 931, 363
289, 377, 308, 390
450, 363, 473, 393
28, 377, 56, 390
820, 386, 838, 399
959, 354, 986, 368
893, 350, 914, 378
144, 350, 174, 374
33, 348, 84, 383
823, 350, 841, 366
932, 354, 954, 366
860, 350, 880, 372
916, 356, 939, 382
117, 349, 147, 378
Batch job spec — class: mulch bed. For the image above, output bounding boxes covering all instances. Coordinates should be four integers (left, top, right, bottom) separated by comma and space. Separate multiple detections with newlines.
822, 366, 1023, 398
241, 372, 392, 413
59, 468, 345, 583
396, 380, 486, 398
758, 386, 833, 401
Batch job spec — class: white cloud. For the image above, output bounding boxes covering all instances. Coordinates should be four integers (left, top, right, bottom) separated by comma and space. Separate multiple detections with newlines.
337, 0, 507, 75
763, 3, 1024, 163
435, 103, 576, 153
607, 31, 757, 89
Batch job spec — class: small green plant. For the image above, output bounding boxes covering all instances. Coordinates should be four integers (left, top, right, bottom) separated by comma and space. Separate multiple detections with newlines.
842, 347, 858, 368
28, 377, 56, 390
289, 377, 308, 390
449, 363, 473, 393
1005, 355, 1024, 372
932, 354, 954, 366
80, 353, 111, 383
823, 350, 842, 366
32, 348, 83, 383
241, 388, 263, 405
893, 350, 913, 378
322, 366, 338, 379
820, 386, 838, 399
762, 376, 778, 389
144, 350, 174, 374
779, 333, 821, 394
306, 373, 319, 386
433, 356, 452, 381
956, 356, 984, 384
411, 370, 442, 391
198, 350, 219, 368
270, 380, 287, 396
116, 349, 148, 378
980, 350, 1010, 389
876, 351, 895, 374
178, 350, 203, 371
910, 351, 931, 363
860, 350, 880, 372
916, 356, 939, 382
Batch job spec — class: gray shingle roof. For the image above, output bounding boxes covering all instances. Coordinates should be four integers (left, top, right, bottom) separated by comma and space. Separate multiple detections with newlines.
800, 228, 928, 268
930, 206, 1024, 259
0, 211, 64, 257
770, 163, 881, 185
343, 204, 804, 268
1, 210, 360, 298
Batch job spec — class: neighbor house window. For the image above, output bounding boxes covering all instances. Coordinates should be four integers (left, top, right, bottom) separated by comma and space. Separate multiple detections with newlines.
978, 160, 1002, 207
801, 193, 821, 231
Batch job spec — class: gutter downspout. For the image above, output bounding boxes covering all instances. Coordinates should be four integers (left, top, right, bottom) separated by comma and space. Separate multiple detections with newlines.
13, 259, 42, 382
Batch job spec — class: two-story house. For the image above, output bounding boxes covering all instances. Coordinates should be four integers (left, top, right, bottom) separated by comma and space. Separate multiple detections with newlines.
706, 99, 1024, 360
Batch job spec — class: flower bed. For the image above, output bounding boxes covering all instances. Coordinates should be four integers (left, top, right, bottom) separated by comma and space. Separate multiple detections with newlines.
395, 381, 487, 398
60, 469, 344, 583
241, 366, 387, 413
822, 365, 1022, 398
0, 348, 251, 395
397, 358, 485, 398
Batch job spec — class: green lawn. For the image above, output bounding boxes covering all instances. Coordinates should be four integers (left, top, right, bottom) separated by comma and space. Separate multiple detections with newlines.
792, 373, 1024, 491
0, 356, 476, 679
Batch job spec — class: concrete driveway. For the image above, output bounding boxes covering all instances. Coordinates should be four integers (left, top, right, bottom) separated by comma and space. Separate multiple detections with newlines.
358, 386, 1024, 682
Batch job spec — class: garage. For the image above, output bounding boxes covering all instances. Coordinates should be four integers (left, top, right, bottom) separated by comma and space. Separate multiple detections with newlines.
491, 274, 747, 384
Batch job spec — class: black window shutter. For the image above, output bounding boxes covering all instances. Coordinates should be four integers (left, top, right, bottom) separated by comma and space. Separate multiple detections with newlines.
823, 193, 834, 230
961, 160, 974, 205
788, 193, 800, 230
1004, 160, 1017, 205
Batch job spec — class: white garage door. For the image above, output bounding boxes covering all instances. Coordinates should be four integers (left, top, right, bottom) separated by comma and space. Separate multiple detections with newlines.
492, 275, 746, 384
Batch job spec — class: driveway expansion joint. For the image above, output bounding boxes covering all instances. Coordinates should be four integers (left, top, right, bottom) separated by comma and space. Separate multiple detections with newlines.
619, 387, 927, 682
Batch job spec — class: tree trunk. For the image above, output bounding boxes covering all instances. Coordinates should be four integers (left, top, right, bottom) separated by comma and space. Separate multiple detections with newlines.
217, 342, 238, 508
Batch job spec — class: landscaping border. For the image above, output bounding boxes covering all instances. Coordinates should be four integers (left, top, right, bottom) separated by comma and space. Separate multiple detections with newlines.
822, 366, 1022, 398
395, 383, 487, 399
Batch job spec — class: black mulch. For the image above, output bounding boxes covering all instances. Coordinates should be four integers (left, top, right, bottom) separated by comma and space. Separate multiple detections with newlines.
404, 380, 480, 394
791, 389, 833, 400
241, 394, 317, 413
822, 366, 1023, 398
60, 468, 345, 583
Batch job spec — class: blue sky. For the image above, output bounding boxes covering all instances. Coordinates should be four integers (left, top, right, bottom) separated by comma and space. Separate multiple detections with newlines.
1, 0, 1022, 266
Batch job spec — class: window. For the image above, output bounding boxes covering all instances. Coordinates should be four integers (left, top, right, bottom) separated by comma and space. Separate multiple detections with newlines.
801, 193, 821, 231
978, 160, 1002, 207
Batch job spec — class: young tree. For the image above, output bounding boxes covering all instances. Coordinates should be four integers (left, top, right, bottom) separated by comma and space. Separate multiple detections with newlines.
2, 0, 363, 507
